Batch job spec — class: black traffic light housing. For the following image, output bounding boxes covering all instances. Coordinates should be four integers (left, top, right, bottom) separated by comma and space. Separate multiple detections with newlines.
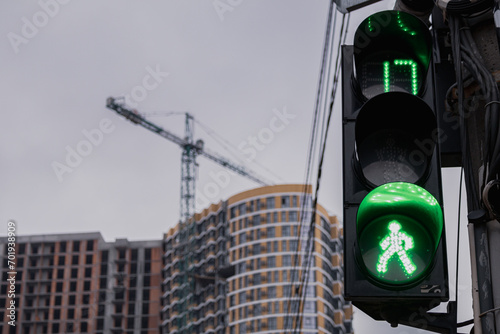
342, 10, 450, 329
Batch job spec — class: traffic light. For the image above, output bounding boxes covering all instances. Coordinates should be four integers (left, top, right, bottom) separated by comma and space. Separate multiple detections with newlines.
342, 10, 449, 327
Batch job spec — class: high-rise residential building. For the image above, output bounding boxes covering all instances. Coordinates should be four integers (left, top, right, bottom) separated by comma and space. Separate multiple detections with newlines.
0, 232, 162, 334
161, 184, 353, 334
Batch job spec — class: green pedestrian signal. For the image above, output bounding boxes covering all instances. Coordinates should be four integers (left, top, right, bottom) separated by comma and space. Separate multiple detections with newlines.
356, 182, 443, 286
377, 221, 416, 276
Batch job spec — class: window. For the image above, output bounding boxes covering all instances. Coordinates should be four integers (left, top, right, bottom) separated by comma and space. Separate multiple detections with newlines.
282, 211, 288, 222
282, 226, 291, 236
268, 286, 276, 298
304, 301, 316, 313
239, 292, 246, 303
72, 255, 79, 265
69, 295, 76, 304
239, 203, 246, 215
239, 233, 246, 243
71, 268, 78, 278
57, 269, 64, 279
82, 307, 89, 319
274, 270, 279, 283
86, 255, 93, 264
131, 249, 138, 261
141, 316, 148, 329
268, 317, 277, 330
68, 309, 75, 318
55, 296, 62, 306
72, 241, 80, 252
289, 211, 298, 221
253, 214, 261, 226
97, 278, 106, 291
58, 256, 65, 266
292, 195, 298, 207
118, 249, 126, 259
101, 250, 108, 262
85, 268, 92, 277
281, 196, 290, 208
267, 227, 275, 238
306, 285, 315, 297
267, 256, 276, 268
303, 316, 317, 329
283, 255, 292, 267
266, 197, 275, 209
128, 302, 135, 315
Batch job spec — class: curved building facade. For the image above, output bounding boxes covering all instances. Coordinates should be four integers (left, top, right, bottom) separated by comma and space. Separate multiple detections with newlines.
161, 184, 353, 334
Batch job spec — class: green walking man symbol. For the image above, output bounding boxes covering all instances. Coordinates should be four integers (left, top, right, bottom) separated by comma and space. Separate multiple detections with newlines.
376, 221, 417, 276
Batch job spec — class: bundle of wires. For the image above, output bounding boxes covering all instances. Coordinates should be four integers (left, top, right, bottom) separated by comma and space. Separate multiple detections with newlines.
447, 12, 500, 210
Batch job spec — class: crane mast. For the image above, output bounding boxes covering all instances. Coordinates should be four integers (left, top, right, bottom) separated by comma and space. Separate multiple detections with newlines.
106, 97, 270, 223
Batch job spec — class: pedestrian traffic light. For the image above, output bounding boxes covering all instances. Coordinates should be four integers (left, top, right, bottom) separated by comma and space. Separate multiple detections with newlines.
342, 10, 449, 327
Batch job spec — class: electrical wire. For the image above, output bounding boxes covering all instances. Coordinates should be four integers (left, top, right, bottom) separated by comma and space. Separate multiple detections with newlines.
455, 168, 464, 307
448, 12, 499, 333
286, 7, 350, 333
283, 1, 337, 332
449, 15, 481, 210
293, 17, 352, 332
194, 118, 285, 183
293, 13, 350, 334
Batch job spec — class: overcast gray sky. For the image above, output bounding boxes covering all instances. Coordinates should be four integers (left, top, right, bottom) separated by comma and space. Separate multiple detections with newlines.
1, 0, 473, 332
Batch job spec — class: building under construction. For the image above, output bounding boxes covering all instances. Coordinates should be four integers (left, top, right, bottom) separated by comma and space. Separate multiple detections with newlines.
161, 184, 353, 334
0, 232, 162, 334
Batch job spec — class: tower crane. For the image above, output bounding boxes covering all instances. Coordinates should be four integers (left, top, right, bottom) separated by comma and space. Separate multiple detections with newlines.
106, 97, 271, 223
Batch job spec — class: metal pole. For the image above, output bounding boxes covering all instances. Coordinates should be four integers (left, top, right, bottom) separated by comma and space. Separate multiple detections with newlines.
468, 222, 483, 334
486, 219, 500, 330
